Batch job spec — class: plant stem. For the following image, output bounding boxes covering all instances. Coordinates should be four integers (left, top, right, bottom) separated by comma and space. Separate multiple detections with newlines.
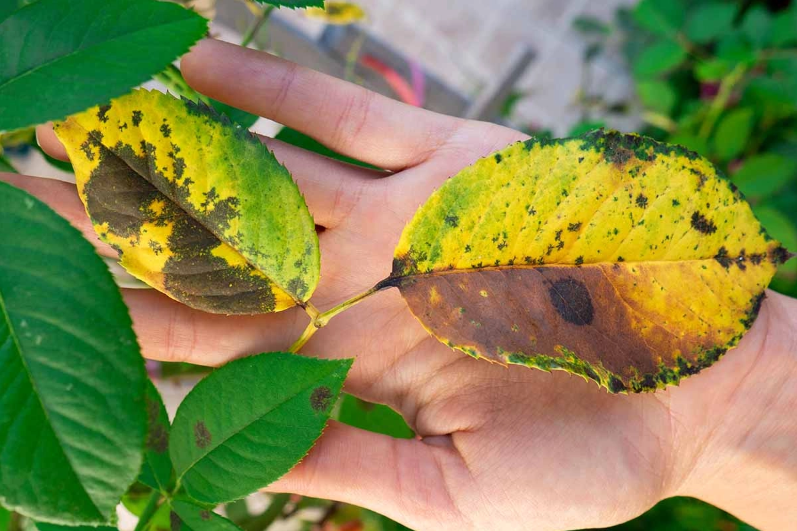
698, 63, 747, 140
241, 6, 275, 48
133, 491, 162, 531
239, 493, 291, 531
289, 282, 390, 353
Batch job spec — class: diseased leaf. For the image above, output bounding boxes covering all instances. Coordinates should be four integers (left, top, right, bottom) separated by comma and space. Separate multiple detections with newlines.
53, 89, 319, 314
305, 3, 366, 25
388, 131, 790, 394
139, 380, 173, 493
169, 500, 243, 531
0, 0, 207, 131
0, 181, 146, 523
169, 352, 352, 504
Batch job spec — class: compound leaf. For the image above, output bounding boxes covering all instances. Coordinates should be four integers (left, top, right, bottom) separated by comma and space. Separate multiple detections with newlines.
0, 0, 207, 131
169, 352, 352, 504
53, 89, 319, 314
389, 131, 789, 393
0, 182, 146, 523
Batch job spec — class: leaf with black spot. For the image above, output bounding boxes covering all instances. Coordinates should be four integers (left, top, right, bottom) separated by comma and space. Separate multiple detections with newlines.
387, 130, 790, 393
168, 499, 243, 531
139, 380, 174, 493
53, 89, 319, 314
169, 352, 352, 504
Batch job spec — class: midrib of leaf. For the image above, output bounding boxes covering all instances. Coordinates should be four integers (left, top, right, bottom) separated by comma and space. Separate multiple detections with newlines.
393, 254, 758, 280
0, 9, 203, 93
0, 280, 102, 519
175, 367, 338, 481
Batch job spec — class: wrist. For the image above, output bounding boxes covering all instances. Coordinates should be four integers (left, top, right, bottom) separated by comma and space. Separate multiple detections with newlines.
669, 291, 797, 530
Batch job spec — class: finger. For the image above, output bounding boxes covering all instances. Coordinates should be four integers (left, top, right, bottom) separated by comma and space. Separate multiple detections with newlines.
265, 421, 468, 530
122, 288, 306, 364
181, 39, 466, 171
35, 123, 380, 229
0, 172, 115, 256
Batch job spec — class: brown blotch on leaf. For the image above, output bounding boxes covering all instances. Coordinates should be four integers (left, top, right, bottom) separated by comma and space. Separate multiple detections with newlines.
132, 110, 143, 126
714, 246, 732, 269
194, 421, 212, 449
199, 510, 211, 521
567, 222, 581, 232
690, 211, 717, 235
548, 277, 594, 326
147, 423, 169, 454
770, 245, 793, 265
160, 122, 172, 138
97, 104, 111, 123
170, 511, 181, 531
310, 386, 333, 412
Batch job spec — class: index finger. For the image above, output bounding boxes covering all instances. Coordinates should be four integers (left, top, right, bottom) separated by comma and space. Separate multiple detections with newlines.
181, 39, 466, 171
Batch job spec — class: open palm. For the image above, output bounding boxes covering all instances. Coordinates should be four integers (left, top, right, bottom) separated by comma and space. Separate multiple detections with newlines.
10, 39, 796, 531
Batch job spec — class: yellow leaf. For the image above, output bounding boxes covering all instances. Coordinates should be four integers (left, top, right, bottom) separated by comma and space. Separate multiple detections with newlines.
54, 89, 319, 314
389, 130, 791, 393
305, 2, 366, 24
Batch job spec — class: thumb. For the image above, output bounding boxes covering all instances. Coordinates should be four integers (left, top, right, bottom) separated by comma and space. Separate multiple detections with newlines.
263, 421, 469, 529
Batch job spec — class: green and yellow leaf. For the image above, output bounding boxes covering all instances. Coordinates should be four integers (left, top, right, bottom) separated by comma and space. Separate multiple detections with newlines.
305, 2, 366, 24
54, 89, 319, 314
389, 130, 791, 393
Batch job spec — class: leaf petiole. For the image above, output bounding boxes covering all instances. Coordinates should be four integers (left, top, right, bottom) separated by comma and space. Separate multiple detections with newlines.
133, 490, 162, 531
290, 281, 391, 352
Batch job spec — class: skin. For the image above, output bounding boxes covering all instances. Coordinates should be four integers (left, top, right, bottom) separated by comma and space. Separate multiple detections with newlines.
5, 39, 796, 531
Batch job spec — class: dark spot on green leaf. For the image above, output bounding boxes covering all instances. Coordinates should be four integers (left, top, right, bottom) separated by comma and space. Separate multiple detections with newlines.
444, 215, 459, 227
548, 277, 594, 326
310, 386, 333, 412
770, 245, 793, 265
194, 421, 211, 449
199, 510, 211, 520
494, 153, 502, 163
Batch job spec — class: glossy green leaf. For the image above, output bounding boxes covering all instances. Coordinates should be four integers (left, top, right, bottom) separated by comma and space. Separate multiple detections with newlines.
0, 0, 208, 131
685, 2, 737, 44
139, 380, 173, 493
170, 500, 242, 531
0, 0, 34, 21
771, 6, 797, 47
732, 153, 797, 198
633, 0, 685, 36
36, 524, 116, 531
637, 80, 676, 114
275, 126, 378, 169
712, 108, 754, 161
0, 181, 146, 524
695, 59, 731, 82
169, 352, 352, 504
633, 40, 687, 79
337, 395, 414, 439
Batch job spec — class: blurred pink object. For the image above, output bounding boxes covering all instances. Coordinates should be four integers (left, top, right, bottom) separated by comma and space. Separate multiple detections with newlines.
360, 54, 421, 106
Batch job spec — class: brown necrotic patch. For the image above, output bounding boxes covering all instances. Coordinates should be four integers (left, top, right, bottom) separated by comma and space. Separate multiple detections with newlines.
397, 263, 727, 391
193, 421, 212, 449
310, 386, 333, 412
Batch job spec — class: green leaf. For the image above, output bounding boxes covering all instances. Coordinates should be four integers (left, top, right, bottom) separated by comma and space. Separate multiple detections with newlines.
0, 181, 146, 524
0, 507, 9, 531
732, 153, 797, 198
740, 6, 772, 48
633, 40, 687, 79
567, 121, 605, 137
637, 80, 676, 114
139, 380, 173, 493
36, 524, 115, 531
572, 15, 610, 36
53, 89, 320, 313
0, 153, 15, 173
716, 32, 756, 64
169, 352, 352, 504
771, 6, 797, 47
712, 108, 755, 161
0, 0, 208, 131
275, 126, 378, 169
170, 500, 243, 531
0, 0, 35, 21
633, 0, 685, 36
252, 0, 324, 8
337, 395, 414, 439
685, 2, 737, 44
668, 132, 709, 156
695, 59, 731, 82
209, 99, 259, 130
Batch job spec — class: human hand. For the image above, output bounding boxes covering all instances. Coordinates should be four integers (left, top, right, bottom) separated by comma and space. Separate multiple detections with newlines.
13, 39, 797, 531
